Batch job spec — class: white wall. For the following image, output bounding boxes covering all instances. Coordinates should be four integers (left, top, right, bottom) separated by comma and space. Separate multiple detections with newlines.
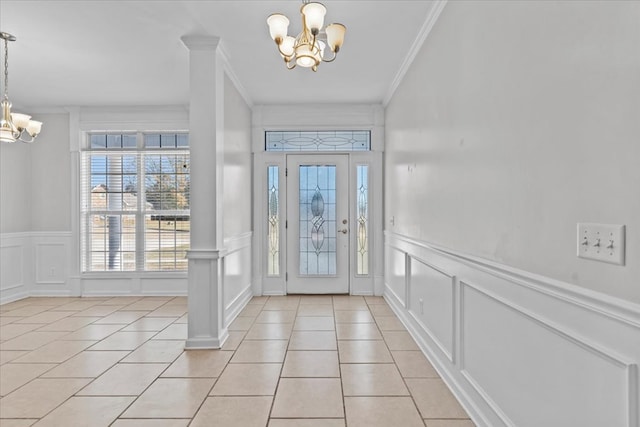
222, 74, 253, 316
0, 112, 71, 234
1, 113, 71, 302
0, 128, 32, 233
30, 113, 71, 231
223, 75, 252, 239
384, 1, 640, 426
385, 0, 640, 304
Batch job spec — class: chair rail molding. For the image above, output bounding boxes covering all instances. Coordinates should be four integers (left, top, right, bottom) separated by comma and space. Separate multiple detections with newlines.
384, 230, 640, 427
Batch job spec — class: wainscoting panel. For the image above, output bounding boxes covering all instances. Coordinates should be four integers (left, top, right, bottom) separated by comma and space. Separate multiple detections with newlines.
462, 281, 633, 427
35, 243, 66, 284
223, 232, 253, 325
0, 234, 28, 303
385, 231, 640, 427
385, 246, 407, 306
409, 257, 455, 362
32, 233, 73, 296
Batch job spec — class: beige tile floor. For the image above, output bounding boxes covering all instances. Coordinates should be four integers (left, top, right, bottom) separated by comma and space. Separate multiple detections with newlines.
0, 295, 475, 427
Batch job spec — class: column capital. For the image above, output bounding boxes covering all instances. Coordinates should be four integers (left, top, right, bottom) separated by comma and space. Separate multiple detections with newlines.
181, 35, 220, 51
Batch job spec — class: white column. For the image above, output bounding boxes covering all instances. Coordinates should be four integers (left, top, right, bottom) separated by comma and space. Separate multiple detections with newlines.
181, 35, 227, 349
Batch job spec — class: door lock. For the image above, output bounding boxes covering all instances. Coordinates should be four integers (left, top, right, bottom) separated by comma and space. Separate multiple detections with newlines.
338, 228, 348, 234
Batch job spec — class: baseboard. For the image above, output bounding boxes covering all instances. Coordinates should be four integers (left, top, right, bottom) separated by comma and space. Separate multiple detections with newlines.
225, 284, 253, 327
0, 290, 30, 305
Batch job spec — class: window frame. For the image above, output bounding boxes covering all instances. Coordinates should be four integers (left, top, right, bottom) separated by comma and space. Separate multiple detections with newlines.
80, 131, 190, 273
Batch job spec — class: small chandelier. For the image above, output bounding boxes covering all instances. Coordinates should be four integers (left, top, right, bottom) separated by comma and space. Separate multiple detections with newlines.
0, 32, 42, 143
267, 1, 346, 72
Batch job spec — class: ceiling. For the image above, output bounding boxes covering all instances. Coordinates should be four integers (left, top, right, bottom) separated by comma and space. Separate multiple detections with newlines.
0, 1, 435, 110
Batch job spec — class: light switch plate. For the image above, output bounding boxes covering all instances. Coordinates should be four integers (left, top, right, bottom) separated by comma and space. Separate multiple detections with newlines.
577, 223, 625, 265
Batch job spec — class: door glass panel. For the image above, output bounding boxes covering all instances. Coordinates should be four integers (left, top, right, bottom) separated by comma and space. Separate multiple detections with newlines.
299, 165, 336, 276
356, 165, 369, 275
267, 166, 280, 276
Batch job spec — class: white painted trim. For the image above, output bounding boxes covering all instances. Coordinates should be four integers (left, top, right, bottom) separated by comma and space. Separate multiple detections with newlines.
408, 254, 457, 363
254, 149, 383, 296
30, 232, 73, 238
224, 285, 253, 327
459, 279, 638, 427
385, 289, 485, 426
386, 231, 640, 325
385, 231, 640, 427
185, 333, 228, 350
404, 252, 411, 309
0, 232, 32, 239
1, 291, 30, 305
382, 0, 448, 107
461, 280, 634, 369
223, 232, 252, 255
186, 249, 224, 260
383, 279, 405, 311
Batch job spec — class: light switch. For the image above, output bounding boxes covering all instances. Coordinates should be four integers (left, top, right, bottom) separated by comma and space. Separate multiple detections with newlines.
577, 223, 625, 265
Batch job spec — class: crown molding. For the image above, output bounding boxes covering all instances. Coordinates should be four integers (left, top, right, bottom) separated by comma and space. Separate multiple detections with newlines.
382, 0, 448, 107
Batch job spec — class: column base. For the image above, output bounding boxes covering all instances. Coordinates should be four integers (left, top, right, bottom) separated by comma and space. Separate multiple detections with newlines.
184, 329, 229, 350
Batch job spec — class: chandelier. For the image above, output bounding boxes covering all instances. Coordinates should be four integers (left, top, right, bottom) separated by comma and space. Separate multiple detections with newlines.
0, 32, 42, 143
267, 1, 346, 72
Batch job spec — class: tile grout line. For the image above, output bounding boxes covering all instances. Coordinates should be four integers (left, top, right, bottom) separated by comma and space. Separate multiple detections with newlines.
1, 295, 472, 426
265, 295, 298, 425
366, 297, 428, 427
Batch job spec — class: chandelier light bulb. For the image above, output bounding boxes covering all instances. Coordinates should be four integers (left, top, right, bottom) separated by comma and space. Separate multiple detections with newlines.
295, 44, 317, 68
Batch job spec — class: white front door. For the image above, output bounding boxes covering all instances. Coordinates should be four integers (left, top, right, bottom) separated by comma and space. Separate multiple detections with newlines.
286, 154, 350, 294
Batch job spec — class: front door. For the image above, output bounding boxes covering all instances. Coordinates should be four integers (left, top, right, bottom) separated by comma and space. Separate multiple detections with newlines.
286, 154, 350, 293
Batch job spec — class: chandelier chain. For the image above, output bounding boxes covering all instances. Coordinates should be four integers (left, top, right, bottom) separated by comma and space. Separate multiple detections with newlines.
3, 37, 8, 100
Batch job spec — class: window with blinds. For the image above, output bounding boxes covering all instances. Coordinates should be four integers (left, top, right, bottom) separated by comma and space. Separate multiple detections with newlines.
81, 133, 190, 272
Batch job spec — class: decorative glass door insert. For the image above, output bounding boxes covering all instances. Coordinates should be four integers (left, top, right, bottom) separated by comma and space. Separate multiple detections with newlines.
286, 155, 349, 294
299, 165, 336, 276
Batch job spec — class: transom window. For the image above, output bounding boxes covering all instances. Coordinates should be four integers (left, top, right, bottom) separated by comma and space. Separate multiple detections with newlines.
266, 130, 370, 152
81, 132, 190, 272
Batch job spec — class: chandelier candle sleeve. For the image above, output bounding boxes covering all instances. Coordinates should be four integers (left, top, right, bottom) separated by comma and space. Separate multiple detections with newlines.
301, 2, 326, 35
267, 14, 289, 43
266, 1, 346, 72
0, 31, 43, 143
325, 23, 346, 53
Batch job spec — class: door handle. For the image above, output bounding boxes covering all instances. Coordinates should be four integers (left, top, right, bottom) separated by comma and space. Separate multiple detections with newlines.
338, 228, 348, 234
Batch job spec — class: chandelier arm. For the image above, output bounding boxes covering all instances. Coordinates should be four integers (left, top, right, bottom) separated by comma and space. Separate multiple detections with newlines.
285, 60, 297, 70
17, 133, 36, 143
321, 50, 338, 63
